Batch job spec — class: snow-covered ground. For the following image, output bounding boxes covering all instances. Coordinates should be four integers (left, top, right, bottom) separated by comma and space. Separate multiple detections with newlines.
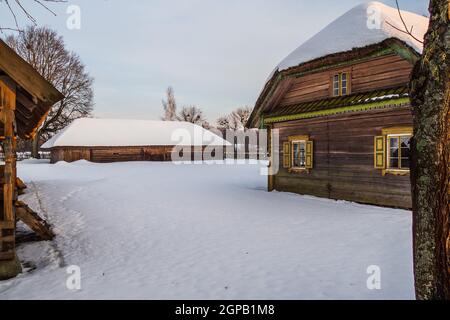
0, 160, 414, 299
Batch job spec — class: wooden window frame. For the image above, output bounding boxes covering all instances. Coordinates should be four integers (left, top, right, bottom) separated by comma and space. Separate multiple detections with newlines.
331, 69, 351, 97
386, 134, 412, 172
288, 135, 311, 172
291, 140, 307, 170
379, 127, 413, 176
332, 74, 340, 97
341, 72, 348, 96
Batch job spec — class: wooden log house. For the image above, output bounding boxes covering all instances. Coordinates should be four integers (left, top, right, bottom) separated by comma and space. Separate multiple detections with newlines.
0, 39, 63, 280
247, 2, 440, 209
42, 118, 231, 163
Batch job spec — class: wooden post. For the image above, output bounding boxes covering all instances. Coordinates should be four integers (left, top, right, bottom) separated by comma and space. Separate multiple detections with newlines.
0, 79, 21, 280
268, 125, 275, 192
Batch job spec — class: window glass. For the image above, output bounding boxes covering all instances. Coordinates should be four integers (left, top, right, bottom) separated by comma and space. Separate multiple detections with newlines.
388, 135, 411, 170
389, 137, 399, 168
333, 75, 339, 96
332, 72, 349, 96
292, 142, 306, 168
400, 136, 411, 169
341, 73, 347, 95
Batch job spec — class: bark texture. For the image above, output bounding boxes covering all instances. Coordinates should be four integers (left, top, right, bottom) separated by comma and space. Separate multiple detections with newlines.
410, 0, 450, 300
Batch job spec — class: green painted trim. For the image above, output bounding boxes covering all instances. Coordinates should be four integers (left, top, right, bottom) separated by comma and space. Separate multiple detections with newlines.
259, 114, 266, 129
390, 42, 421, 64
264, 97, 410, 124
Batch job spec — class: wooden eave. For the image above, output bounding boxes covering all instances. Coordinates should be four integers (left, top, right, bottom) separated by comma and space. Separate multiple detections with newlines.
0, 40, 64, 139
263, 87, 411, 124
247, 38, 421, 129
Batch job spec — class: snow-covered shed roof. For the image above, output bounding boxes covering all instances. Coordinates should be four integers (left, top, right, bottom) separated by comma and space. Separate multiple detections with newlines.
42, 118, 231, 148
276, 1, 428, 72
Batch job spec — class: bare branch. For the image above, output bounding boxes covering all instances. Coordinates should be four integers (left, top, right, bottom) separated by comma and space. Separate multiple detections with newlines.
14, 0, 38, 25
32, 0, 67, 17
5, 0, 21, 31
0, 0, 67, 33
386, 0, 424, 44
0, 27, 23, 34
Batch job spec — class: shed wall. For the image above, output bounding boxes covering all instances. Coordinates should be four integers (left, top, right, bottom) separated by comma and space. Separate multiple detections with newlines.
49, 146, 224, 163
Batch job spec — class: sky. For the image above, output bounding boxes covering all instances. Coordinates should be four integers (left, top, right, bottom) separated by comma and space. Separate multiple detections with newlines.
0, 0, 429, 123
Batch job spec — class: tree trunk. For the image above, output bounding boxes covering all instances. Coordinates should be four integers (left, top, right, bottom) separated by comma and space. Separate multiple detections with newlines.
410, 0, 450, 300
31, 131, 41, 159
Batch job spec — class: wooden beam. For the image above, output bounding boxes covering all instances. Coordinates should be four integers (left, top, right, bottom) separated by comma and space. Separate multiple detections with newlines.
15, 201, 54, 241
0, 80, 20, 278
268, 126, 275, 192
0, 40, 64, 107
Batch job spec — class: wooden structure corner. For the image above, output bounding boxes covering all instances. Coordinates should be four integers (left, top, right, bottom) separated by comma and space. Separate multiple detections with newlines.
0, 41, 63, 280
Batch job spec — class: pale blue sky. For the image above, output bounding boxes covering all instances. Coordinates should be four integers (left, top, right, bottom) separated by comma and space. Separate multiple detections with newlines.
0, 0, 428, 122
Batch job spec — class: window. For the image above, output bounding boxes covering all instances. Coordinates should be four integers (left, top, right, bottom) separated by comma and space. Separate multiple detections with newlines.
387, 134, 412, 170
332, 72, 349, 97
292, 140, 306, 169
282, 135, 314, 170
374, 127, 413, 174
333, 75, 340, 96
341, 73, 348, 95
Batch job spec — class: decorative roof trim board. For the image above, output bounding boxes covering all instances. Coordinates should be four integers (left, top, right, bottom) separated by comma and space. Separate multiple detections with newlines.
263, 97, 410, 124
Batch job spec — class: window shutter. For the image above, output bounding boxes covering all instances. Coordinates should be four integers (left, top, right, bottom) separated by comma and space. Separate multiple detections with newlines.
283, 142, 291, 168
374, 136, 386, 169
306, 141, 314, 169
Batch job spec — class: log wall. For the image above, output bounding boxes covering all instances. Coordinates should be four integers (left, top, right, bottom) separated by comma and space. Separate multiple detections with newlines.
279, 54, 413, 107
49, 146, 225, 163
273, 106, 414, 209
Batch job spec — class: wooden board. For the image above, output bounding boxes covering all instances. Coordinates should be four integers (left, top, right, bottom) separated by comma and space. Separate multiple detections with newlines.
15, 201, 54, 241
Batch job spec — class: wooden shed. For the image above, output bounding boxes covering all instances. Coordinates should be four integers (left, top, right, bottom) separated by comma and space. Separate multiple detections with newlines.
247, 2, 433, 209
42, 118, 230, 163
0, 39, 64, 279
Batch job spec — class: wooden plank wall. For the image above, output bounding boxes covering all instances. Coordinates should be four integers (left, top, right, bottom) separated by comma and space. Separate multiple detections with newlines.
50, 146, 173, 163
279, 54, 413, 106
273, 106, 414, 209
50, 146, 225, 163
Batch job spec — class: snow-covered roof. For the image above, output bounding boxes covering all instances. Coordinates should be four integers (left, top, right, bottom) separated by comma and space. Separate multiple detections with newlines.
42, 118, 231, 148
275, 1, 428, 72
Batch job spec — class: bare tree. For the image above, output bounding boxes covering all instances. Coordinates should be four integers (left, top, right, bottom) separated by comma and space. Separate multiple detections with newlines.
6, 26, 94, 157
407, 0, 450, 299
177, 105, 207, 126
230, 106, 252, 130
201, 121, 211, 130
216, 116, 232, 131
0, 0, 66, 33
161, 87, 177, 121
216, 106, 253, 131
390, 0, 450, 299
